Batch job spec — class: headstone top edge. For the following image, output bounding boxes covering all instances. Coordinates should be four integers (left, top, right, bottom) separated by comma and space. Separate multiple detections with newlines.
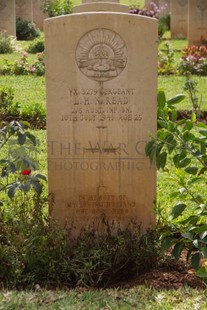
74, 2, 129, 6
44, 12, 158, 23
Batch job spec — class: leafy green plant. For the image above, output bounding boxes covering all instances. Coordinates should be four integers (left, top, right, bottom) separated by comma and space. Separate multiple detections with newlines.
0, 32, 14, 54
130, 1, 167, 18
0, 114, 161, 289
27, 35, 44, 54
130, 2, 168, 38
0, 120, 46, 206
158, 16, 168, 38
2, 52, 45, 76
179, 45, 207, 76
184, 74, 202, 116
32, 52, 45, 76
16, 17, 40, 41
161, 14, 170, 30
68, 224, 161, 288
0, 85, 15, 114
42, 0, 72, 17
20, 102, 46, 128
145, 88, 207, 281
0, 210, 162, 288
0, 85, 46, 128
158, 41, 177, 75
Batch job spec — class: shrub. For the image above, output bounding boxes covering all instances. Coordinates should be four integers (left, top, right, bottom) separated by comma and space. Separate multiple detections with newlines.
42, 0, 72, 17
0, 86, 46, 128
27, 35, 45, 54
3, 52, 29, 75
0, 85, 15, 115
179, 45, 207, 75
68, 225, 161, 288
161, 14, 170, 30
158, 16, 168, 38
16, 17, 40, 41
32, 52, 45, 76
0, 123, 162, 288
158, 41, 177, 75
2, 52, 45, 77
146, 85, 207, 282
130, 2, 168, 38
21, 101, 46, 128
0, 211, 162, 288
0, 119, 47, 286
0, 32, 14, 54
0, 120, 46, 206
129, 2, 160, 18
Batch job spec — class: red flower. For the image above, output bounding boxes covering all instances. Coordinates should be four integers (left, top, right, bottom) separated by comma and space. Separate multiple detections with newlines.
21, 170, 31, 175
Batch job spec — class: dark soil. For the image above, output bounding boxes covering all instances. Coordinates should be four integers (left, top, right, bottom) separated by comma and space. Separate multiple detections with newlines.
0, 113, 46, 129
177, 110, 207, 124
117, 253, 206, 290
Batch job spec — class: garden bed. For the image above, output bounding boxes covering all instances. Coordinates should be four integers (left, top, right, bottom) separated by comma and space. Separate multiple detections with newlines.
117, 253, 205, 290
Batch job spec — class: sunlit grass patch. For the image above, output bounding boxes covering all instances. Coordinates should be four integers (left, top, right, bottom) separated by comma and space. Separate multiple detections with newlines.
0, 287, 206, 309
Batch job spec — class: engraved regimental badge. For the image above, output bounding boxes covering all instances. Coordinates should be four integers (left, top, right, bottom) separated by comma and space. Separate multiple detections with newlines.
76, 28, 127, 82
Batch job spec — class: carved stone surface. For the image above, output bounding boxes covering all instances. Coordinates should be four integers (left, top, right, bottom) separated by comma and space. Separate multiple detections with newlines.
171, 0, 188, 38
188, 0, 207, 45
0, 0, 16, 36
32, 0, 46, 31
82, 0, 119, 3
197, 0, 207, 11
72, 2, 129, 13
45, 13, 157, 236
178, 0, 187, 7
76, 29, 127, 82
15, 0, 33, 21
0, 0, 6, 11
16, 0, 26, 7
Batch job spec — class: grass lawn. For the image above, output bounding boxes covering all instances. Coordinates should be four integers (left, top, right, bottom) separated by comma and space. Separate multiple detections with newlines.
158, 75, 207, 110
0, 75, 46, 109
0, 286, 207, 309
1, 73, 207, 111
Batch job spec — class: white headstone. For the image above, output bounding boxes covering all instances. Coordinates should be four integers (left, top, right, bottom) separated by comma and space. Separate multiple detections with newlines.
45, 13, 157, 235
171, 0, 188, 38
188, 0, 207, 46
0, 0, 16, 37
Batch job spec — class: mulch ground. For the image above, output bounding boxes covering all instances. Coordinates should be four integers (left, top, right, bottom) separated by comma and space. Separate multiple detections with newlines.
133, 268, 205, 290
117, 254, 206, 290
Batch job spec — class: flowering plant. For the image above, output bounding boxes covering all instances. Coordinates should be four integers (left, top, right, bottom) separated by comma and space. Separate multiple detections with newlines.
0, 121, 46, 204
129, 2, 168, 37
179, 45, 207, 75
2, 52, 45, 76
21, 170, 31, 175
129, 2, 161, 18
130, 1, 168, 17
158, 41, 177, 75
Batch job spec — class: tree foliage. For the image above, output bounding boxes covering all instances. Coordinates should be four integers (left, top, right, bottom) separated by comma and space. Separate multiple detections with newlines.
42, 0, 72, 17
146, 86, 207, 279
